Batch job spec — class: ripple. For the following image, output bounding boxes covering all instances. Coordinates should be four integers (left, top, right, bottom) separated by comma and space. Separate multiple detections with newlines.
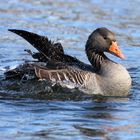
0, 0, 140, 140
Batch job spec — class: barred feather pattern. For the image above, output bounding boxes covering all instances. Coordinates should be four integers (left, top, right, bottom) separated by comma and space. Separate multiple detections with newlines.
34, 66, 87, 86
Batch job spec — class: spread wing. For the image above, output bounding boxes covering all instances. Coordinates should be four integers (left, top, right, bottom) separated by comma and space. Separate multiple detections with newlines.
8, 29, 92, 70
5, 29, 93, 84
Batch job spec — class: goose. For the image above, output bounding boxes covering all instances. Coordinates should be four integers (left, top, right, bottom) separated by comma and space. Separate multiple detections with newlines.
5, 27, 131, 96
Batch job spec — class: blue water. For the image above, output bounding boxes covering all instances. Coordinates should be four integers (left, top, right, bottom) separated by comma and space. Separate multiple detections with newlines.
0, 0, 140, 139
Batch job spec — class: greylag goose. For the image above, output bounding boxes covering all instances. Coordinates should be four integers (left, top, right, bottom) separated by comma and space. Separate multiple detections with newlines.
5, 27, 131, 96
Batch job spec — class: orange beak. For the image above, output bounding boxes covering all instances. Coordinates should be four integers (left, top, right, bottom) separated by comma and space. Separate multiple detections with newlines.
109, 41, 125, 59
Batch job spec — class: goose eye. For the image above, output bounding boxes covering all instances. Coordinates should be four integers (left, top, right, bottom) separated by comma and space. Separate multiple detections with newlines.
103, 36, 107, 40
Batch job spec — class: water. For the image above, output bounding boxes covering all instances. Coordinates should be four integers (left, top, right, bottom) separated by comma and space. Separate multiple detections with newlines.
0, 0, 140, 139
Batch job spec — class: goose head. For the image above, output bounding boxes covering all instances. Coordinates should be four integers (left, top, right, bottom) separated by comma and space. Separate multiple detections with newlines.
85, 27, 124, 59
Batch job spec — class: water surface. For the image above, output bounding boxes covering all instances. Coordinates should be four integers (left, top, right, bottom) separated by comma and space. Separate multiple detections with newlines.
0, 0, 140, 139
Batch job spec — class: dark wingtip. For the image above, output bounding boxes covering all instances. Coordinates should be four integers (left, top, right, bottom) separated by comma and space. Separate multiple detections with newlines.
8, 29, 15, 32
8, 29, 30, 37
8, 29, 19, 34
8, 29, 20, 33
